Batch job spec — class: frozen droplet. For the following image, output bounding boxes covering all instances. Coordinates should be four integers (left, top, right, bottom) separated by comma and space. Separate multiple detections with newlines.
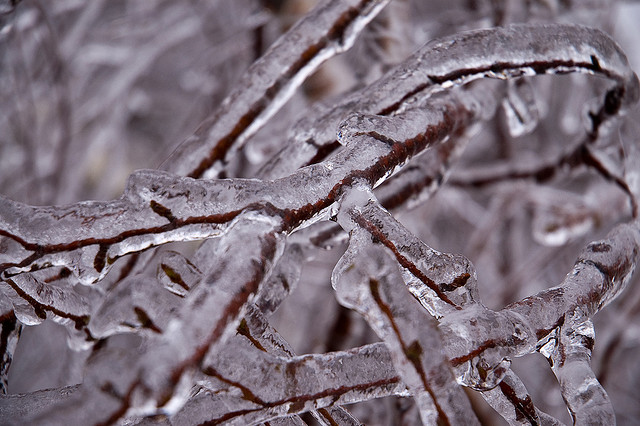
461, 356, 512, 391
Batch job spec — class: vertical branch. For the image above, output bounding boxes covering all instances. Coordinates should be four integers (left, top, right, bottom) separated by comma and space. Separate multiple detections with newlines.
333, 189, 479, 425
540, 318, 615, 425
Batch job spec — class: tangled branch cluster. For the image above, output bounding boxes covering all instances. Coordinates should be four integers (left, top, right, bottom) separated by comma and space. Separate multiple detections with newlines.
1, 0, 640, 424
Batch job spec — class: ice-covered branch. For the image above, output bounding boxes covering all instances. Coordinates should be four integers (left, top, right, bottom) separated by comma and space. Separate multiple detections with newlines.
1, 23, 635, 287
259, 23, 639, 179
332, 216, 479, 423
2, 3, 640, 424
332, 187, 640, 423
195, 341, 402, 425
0, 85, 489, 287
540, 318, 614, 424
163, 0, 391, 178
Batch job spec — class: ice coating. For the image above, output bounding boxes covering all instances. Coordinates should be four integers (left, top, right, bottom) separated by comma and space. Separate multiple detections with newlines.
0, 274, 89, 328
479, 370, 562, 425
1, 3, 640, 424
89, 274, 182, 338
163, 0, 391, 178
542, 317, 615, 424
258, 23, 639, 179
196, 339, 402, 424
235, 307, 364, 425
347, 199, 482, 315
194, 306, 370, 425
141, 215, 285, 412
332, 235, 480, 424
332, 188, 640, 421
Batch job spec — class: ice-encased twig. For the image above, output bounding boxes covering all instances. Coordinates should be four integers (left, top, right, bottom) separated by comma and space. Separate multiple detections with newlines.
194, 340, 401, 425
235, 307, 364, 426
0, 340, 396, 425
151, 82, 495, 423
344, 197, 480, 316
253, 243, 304, 318
332, 203, 479, 424
300, 126, 478, 252
449, 121, 639, 218
540, 318, 614, 425
29, 214, 285, 423
162, 0, 390, 178
0, 274, 90, 328
259, 23, 639, 179
0, 83, 489, 288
